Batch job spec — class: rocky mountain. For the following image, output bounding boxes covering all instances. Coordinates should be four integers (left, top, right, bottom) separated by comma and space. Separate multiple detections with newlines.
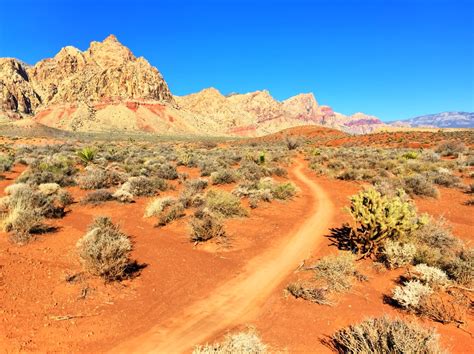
390, 112, 474, 128
0, 35, 385, 136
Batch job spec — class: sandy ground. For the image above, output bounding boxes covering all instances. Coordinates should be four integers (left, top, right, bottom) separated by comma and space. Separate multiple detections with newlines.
0, 156, 472, 353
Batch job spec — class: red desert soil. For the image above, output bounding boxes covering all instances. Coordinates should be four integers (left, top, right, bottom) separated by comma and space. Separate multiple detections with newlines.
112, 160, 335, 353
0, 157, 472, 353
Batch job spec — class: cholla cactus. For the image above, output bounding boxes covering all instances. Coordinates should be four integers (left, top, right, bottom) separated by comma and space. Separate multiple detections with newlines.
349, 188, 425, 257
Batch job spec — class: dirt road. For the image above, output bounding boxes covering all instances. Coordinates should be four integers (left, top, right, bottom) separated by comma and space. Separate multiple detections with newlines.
113, 160, 334, 353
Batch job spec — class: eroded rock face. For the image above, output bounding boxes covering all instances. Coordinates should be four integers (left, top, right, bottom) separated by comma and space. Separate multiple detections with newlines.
0, 35, 386, 135
0, 35, 174, 120
0, 58, 41, 118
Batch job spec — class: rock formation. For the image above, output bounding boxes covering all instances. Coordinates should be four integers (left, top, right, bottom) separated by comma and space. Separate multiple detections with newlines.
0, 35, 388, 135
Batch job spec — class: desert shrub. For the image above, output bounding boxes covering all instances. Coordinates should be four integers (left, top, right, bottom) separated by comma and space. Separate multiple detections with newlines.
6, 183, 72, 219
270, 181, 297, 200
205, 189, 248, 218
112, 188, 134, 203
348, 188, 424, 257
411, 264, 449, 288
402, 151, 419, 160
76, 216, 132, 281
189, 212, 226, 243
77, 147, 96, 165
156, 202, 185, 226
286, 282, 330, 305
270, 166, 287, 177
443, 248, 474, 286
156, 163, 178, 180
432, 171, 460, 187
186, 179, 208, 193
144, 196, 176, 218
193, 329, 267, 354
380, 240, 417, 269
418, 292, 467, 324
402, 174, 439, 198
2, 199, 45, 244
413, 218, 460, 251
81, 189, 114, 205
211, 168, 238, 185
392, 280, 432, 310
17, 157, 77, 186
77, 168, 109, 190
312, 252, 357, 292
330, 316, 444, 354
285, 136, 300, 150
0, 155, 14, 173
120, 176, 166, 197
436, 141, 466, 157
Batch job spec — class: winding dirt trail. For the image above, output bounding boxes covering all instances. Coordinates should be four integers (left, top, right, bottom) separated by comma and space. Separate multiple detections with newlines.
113, 160, 334, 353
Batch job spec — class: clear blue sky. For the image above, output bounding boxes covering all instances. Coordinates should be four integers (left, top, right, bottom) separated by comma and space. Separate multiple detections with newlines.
0, 0, 473, 121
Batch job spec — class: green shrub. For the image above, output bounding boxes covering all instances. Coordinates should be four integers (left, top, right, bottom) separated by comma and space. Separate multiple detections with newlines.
76, 216, 132, 281
77, 147, 96, 165
402, 151, 419, 160
330, 317, 444, 354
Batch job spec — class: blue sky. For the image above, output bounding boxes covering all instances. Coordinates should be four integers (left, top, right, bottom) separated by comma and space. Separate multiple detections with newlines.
0, 0, 473, 121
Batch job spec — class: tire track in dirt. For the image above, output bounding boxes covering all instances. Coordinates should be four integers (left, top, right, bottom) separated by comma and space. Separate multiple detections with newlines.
113, 160, 334, 353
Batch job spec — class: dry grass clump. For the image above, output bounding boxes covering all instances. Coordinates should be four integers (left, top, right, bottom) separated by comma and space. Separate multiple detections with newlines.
156, 202, 185, 227
329, 316, 444, 354
286, 282, 331, 305
288, 252, 362, 305
311, 252, 358, 292
1, 183, 73, 243
76, 216, 132, 281
144, 196, 176, 218
205, 189, 248, 218
2, 198, 45, 244
193, 328, 267, 354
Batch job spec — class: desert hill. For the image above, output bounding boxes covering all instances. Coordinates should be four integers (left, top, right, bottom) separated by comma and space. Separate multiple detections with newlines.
1, 35, 388, 136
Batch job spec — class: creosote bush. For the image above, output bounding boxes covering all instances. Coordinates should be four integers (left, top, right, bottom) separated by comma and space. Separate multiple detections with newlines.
330, 316, 444, 354
76, 216, 132, 281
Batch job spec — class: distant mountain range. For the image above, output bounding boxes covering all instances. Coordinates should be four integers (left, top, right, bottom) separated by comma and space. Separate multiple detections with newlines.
0, 35, 471, 136
390, 112, 474, 129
